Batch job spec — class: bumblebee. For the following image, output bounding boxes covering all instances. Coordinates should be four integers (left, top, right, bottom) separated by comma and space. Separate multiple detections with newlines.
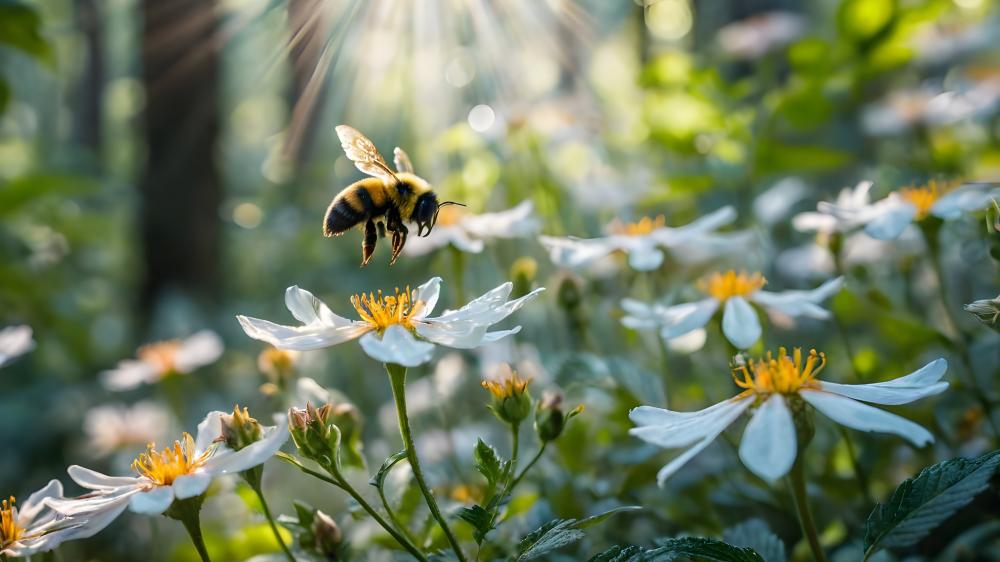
323, 125, 462, 266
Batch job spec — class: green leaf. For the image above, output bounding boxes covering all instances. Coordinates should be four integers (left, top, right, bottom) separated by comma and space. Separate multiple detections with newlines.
0, 78, 9, 115
0, 1, 52, 65
473, 438, 508, 494
515, 506, 641, 561
369, 449, 407, 489
588, 545, 646, 562
722, 520, 785, 562
0, 173, 100, 218
651, 537, 766, 562
864, 449, 1000, 556
456, 504, 493, 545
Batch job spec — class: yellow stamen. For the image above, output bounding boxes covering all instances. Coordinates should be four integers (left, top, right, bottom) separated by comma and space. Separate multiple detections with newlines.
897, 179, 957, 220
609, 216, 666, 236
350, 287, 424, 332
698, 270, 767, 301
732, 347, 826, 395
137, 340, 183, 374
481, 366, 532, 399
1, 496, 23, 546
131, 433, 212, 486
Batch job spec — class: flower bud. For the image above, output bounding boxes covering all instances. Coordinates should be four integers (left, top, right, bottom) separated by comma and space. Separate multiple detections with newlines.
219, 405, 263, 451
312, 509, 343, 559
288, 402, 341, 465
966, 295, 1000, 332
534, 391, 583, 442
556, 273, 583, 310
510, 257, 538, 298
258, 347, 297, 386
481, 365, 533, 426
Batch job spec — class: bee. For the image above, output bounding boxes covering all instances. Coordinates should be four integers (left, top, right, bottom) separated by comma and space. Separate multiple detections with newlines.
323, 125, 463, 266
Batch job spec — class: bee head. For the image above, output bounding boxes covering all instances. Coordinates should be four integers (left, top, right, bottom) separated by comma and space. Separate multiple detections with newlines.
413, 193, 464, 237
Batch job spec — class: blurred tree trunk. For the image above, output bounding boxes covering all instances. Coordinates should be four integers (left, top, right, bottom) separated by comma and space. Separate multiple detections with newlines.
285, 0, 327, 169
138, 0, 221, 315
74, 0, 103, 155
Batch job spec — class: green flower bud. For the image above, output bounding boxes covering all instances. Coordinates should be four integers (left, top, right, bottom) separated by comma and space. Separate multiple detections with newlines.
482, 365, 533, 426
510, 257, 538, 298
965, 295, 1000, 333
288, 403, 341, 466
534, 391, 583, 442
312, 509, 343, 559
219, 405, 263, 451
556, 273, 583, 310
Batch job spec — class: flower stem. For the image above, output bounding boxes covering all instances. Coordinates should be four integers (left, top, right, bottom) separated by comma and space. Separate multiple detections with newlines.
508, 442, 547, 491
836, 425, 872, 506
376, 478, 421, 546
168, 497, 212, 562
450, 247, 467, 307
386, 363, 467, 562
787, 459, 828, 562
249, 481, 296, 562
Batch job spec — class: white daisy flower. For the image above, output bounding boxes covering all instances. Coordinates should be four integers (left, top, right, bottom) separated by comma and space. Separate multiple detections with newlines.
402, 200, 539, 257
84, 402, 173, 459
793, 181, 875, 235
622, 271, 844, 350
821, 180, 999, 241
717, 11, 805, 60
539, 206, 738, 272
1, 480, 102, 558
0, 325, 35, 369
49, 410, 288, 525
237, 277, 544, 368
101, 331, 224, 391
631, 348, 948, 485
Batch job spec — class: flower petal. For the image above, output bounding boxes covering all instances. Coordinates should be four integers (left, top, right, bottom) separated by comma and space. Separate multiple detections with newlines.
173, 330, 224, 372
411, 277, 442, 319
864, 201, 917, 240
18, 480, 63, 524
629, 397, 751, 449
67, 465, 142, 491
128, 486, 175, 515
359, 325, 435, 367
284, 286, 354, 327
750, 277, 844, 319
738, 395, 796, 481
236, 314, 369, 351
100, 360, 158, 391
930, 185, 997, 220
539, 235, 617, 269
194, 411, 225, 454
817, 358, 948, 405
722, 297, 761, 349
800, 390, 935, 446
461, 200, 540, 239
653, 206, 737, 246
621, 298, 717, 339
418, 286, 544, 348
172, 473, 212, 500
626, 243, 664, 271
202, 417, 289, 475
0, 324, 34, 368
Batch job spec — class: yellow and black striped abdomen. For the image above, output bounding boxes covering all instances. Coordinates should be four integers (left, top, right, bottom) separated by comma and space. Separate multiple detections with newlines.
323, 178, 392, 236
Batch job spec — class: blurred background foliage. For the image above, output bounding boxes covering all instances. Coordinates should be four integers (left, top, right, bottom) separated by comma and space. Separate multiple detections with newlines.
2, 0, 1000, 560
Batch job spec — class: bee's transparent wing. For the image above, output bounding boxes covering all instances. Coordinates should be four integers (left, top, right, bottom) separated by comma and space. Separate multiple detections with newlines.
393, 147, 414, 174
335, 125, 399, 184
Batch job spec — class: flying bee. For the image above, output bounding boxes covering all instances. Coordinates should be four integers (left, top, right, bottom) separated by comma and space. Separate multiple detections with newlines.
323, 125, 463, 266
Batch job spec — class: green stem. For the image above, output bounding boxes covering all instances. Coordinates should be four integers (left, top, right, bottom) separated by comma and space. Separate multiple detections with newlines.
451, 247, 467, 307
277, 453, 428, 561
249, 482, 296, 562
508, 442, 547, 491
836, 426, 872, 505
170, 497, 212, 562
386, 363, 467, 562
376, 480, 421, 547
495, 423, 521, 502
787, 459, 828, 562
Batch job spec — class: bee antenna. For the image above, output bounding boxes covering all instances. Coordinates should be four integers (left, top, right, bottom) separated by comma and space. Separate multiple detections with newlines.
438, 201, 466, 208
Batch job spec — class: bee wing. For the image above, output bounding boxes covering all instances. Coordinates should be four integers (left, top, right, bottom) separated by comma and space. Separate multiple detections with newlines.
336, 125, 399, 185
393, 147, 414, 174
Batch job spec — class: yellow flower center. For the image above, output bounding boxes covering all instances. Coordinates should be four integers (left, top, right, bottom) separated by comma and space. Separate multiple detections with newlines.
698, 270, 767, 301
897, 180, 956, 220
350, 287, 424, 332
137, 340, 183, 374
481, 366, 532, 399
1, 496, 23, 547
732, 347, 826, 395
131, 433, 212, 486
609, 216, 666, 236
434, 205, 466, 227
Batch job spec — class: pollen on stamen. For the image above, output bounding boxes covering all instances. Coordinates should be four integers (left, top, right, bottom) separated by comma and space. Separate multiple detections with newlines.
897, 179, 957, 220
698, 270, 767, 302
131, 433, 211, 487
350, 286, 424, 332
731, 347, 826, 395
609, 215, 666, 237
1, 496, 23, 544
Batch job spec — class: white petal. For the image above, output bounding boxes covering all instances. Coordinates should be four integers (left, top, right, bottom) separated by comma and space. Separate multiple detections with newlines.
194, 411, 225, 454
202, 418, 289, 475
283, 286, 354, 327
18, 480, 63, 524
864, 202, 917, 240
128, 486, 175, 515
0, 325, 34, 368
539, 235, 617, 269
67, 465, 142, 491
359, 325, 435, 367
173, 330, 224, 372
738, 395, 797, 481
817, 358, 948, 405
419, 286, 544, 348
722, 297, 761, 349
800, 390, 935, 446
400, 227, 462, 256
750, 277, 844, 319
626, 242, 664, 271
930, 186, 996, 219
53, 495, 131, 539
461, 200, 540, 239
172, 473, 213, 500
295, 376, 331, 405
411, 277, 442, 319
659, 299, 720, 340
100, 360, 158, 391
653, 206, 737, 246
236, 314, 369, 351
629, 397, 751, 448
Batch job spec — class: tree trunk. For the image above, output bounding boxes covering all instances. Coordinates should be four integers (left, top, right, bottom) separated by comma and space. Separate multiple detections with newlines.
74, 0, 103, 155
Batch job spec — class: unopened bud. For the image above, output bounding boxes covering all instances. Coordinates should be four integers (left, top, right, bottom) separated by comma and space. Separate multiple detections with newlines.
965, 295, 1000, 332
535, 391, 583, 442
312, 509, 342, 558
219, 405, 263, 451
510, 257, 538, 298
482, 365, 533, 426
556, 274, 583, 310
288, 403, 340, 465
258, 347, 297, 385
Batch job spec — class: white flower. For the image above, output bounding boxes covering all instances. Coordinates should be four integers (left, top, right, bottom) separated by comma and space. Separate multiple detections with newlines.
1, 480, 100, 557
84, 402, 173, 459
101, 331, 224, 391
237, 277, 544, 368
402, 201, 539, 257
622, 271, 843, 350
793, 181, 875, 235
717, 11, 805, 60
0, 325, 35, 369
49, 411, 288, 528
540, 206, 738, 272
863, 87, 1000, 136
822, 181, 999, 241
630, 348, 948, 485
753, 177, 810, 226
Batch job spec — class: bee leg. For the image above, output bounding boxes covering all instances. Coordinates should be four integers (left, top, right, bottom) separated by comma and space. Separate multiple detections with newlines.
389, 224, 408, 265
361, 219, 377, 267
377, 221, 387, 238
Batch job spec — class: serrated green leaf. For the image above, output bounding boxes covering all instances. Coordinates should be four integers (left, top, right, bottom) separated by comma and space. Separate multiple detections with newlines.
370, 449, 407, 489
864, 449, 1000, 556
474, 438, 508, 493
457, 504, 493, 544
576, 506, 643, 529
722, 520, 786, 562
651, 537, 765, 562
515, 507, 641, 561
588, 545, 645, 562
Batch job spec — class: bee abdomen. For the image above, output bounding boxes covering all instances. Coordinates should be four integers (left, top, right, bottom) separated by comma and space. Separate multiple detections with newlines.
323, 183, 381, 236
